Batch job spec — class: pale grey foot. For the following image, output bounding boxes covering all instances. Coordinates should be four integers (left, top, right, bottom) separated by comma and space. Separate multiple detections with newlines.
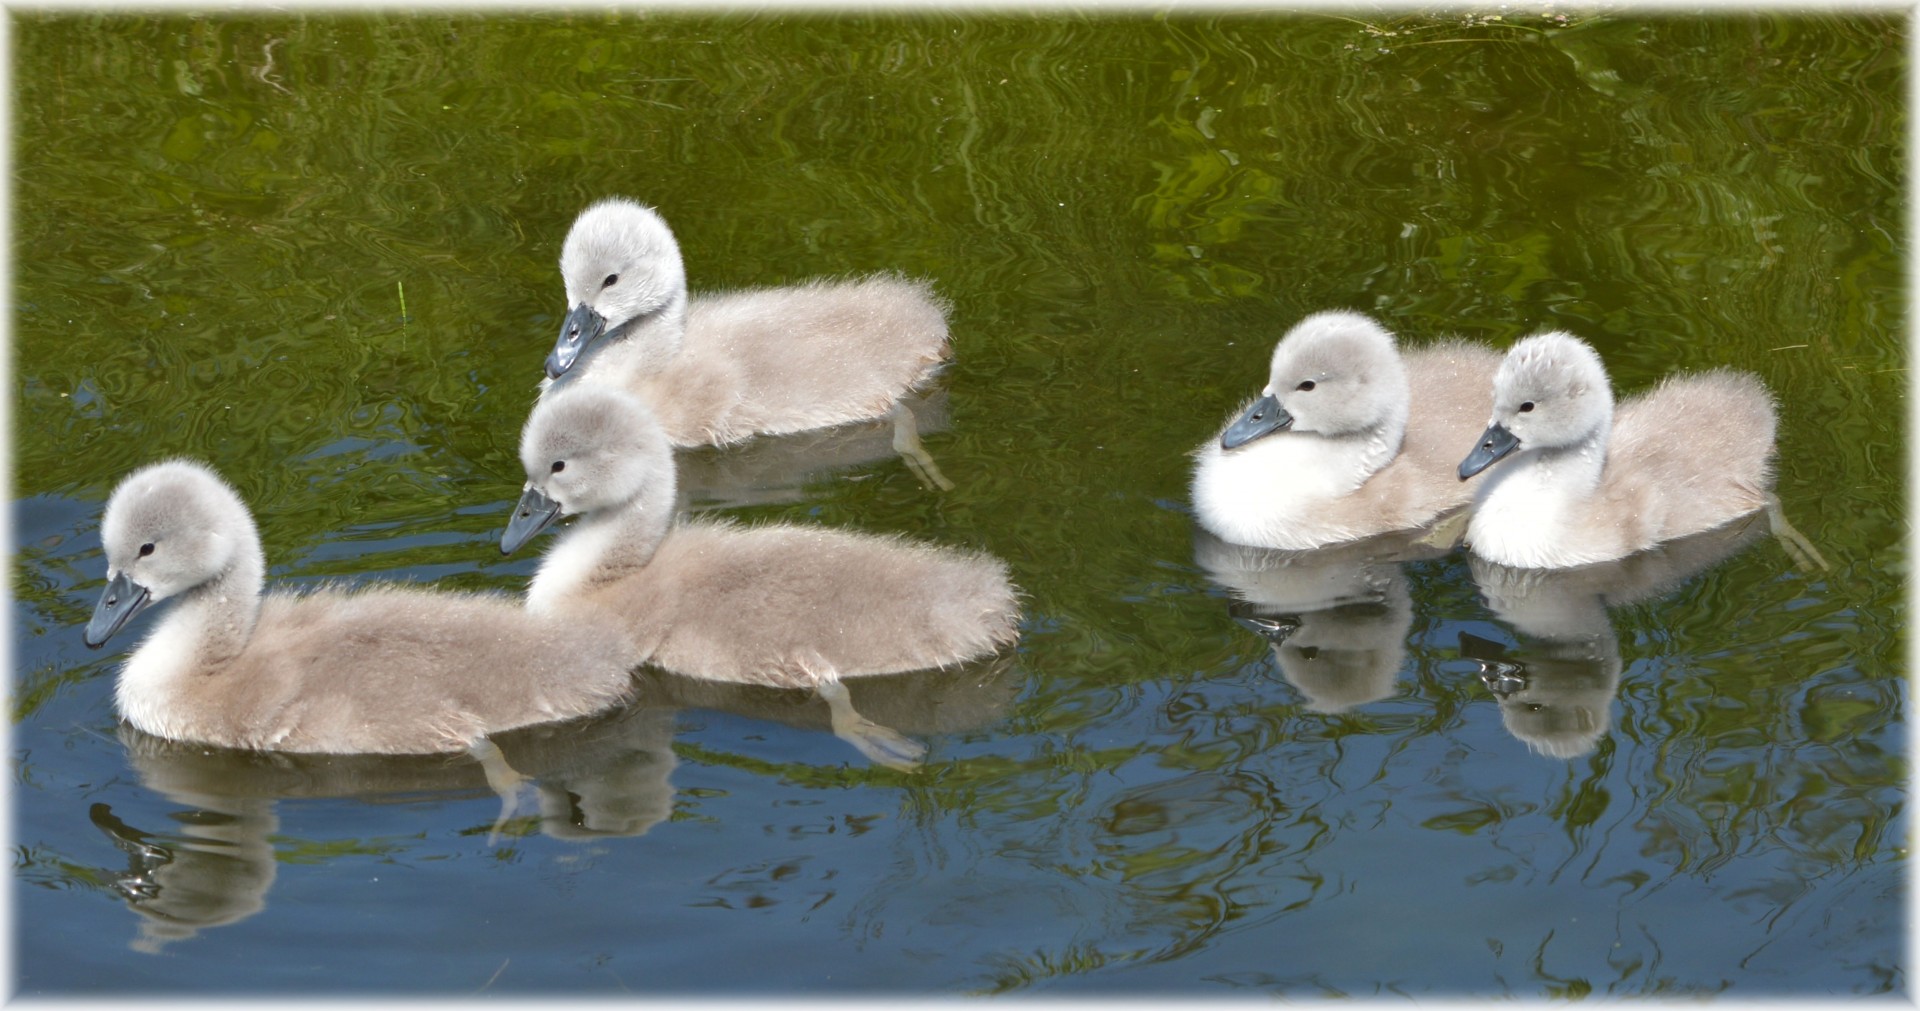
1415, 508, 1471, 551
891, 401, 955, 491
469, 737, 531, 846
1766, 496, 1830, 573
816, 677, 928, 772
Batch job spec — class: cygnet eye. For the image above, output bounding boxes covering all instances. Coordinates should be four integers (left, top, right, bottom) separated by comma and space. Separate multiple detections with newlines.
601, 274, 618, 289
1296, 380, 1315, 392
138, 542, 155, 557
1519, 401, 1535, 413
551, 460, 566, 474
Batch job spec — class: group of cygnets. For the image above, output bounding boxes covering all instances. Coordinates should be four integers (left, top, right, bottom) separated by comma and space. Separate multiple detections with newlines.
1191, 309, 1795, 568
80, 199, 1807, 761
82, 198, 1018, 760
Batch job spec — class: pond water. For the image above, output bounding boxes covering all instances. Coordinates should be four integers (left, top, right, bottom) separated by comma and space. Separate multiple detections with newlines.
10, 10, 1905, 998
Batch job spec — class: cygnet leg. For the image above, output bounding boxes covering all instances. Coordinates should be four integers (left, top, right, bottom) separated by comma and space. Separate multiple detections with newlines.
891, 401, 955, 491
1765, 495, 1830, 573
813, 673, 928, 772
469, 737, 531, 846
1415, 507, 1471, 551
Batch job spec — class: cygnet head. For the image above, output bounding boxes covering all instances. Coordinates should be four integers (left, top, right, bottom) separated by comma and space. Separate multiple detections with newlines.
1220, 311, 1409, 450
86, 460, 261, 649
1459, 331, 1615, 479
501, 386, 676, 555
548, 198, 689, 379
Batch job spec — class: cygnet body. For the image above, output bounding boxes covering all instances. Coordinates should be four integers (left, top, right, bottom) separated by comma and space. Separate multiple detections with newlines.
1458, 331, 1777, 569
84, 460, 635, 754
502, 385, 1021, 690
543, 198, 950, 448
1191, 311, 1501, 550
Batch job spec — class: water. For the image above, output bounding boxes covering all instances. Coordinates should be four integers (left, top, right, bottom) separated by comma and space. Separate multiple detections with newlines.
11, 10, 1904, 997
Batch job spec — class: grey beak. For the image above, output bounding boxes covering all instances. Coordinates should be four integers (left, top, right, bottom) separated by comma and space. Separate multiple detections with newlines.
547, 303, 608, 379
1220, 394, 1294, 450
84, 571, 152, 649
501, 486, 565, 555
1228, 601, 1300, 645
1459, 422, 1521, 480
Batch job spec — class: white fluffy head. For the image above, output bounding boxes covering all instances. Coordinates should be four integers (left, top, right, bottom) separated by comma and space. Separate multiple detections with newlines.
520, 385, 675, 517
558, 198, 688, 331
1262, 311, 1409, 437
1489, 331, 1615, 452
99, 459, 259, 603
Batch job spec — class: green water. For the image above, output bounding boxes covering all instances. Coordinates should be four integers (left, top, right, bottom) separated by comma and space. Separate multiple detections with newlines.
11, 10, 1905, 996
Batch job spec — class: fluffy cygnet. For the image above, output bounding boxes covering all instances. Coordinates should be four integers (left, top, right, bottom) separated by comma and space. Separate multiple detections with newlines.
1191, 311, 1501, 550
84, 460, 635, 754
500, 386, 1022, 764
542, 198, 951, 447
1458, 331, 1778, 569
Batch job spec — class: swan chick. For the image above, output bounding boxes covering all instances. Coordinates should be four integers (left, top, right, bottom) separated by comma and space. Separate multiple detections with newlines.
85, 460, 635, 754
543, 198, 952, 449
1191, 311, 1501, 550
1458, 331, 1779, 569
501, 385, 1022, 769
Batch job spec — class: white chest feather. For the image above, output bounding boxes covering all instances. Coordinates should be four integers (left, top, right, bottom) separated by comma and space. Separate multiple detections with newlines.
1467, 456, 1618, 569
114, 614, 201, 739
527, 521, 623, 614
1191, 436, 1376, 549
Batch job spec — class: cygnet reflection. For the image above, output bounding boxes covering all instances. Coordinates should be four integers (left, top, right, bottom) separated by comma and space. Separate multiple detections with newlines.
1195, 527, 1448, 712
1466, 512, 1772, 758
89, 655, 1022, 951
94, 696, 680, 951
673, 388, 952, 511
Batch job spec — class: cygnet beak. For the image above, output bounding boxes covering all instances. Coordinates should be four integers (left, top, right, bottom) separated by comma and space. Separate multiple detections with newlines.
1220, 394, 1294, 450
547, 303, 608, 379
84, 571, 152, 649
1458, 422, 1520, 480
501, 486, 565, 555
1227, 600, 1300, 645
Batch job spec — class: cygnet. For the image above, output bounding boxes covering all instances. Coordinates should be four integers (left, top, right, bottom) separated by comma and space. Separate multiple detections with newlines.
84, 460, 635, 754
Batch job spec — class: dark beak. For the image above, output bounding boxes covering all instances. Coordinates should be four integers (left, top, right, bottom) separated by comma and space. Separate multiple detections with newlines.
547, 303, 608, 379
1220, 394, 1294, 450
501, 486, 565, 555
84, 571, 152, 649
1229, 600, 1300, 644
1459, 422, 1521, 480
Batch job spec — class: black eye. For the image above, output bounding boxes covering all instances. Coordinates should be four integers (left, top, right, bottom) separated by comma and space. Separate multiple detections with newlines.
601, 274, 618, 288
138, 542, 155, 557
551, 460, 566, 474
1297, 380, 1315, 392
1519, 401, 1535, 413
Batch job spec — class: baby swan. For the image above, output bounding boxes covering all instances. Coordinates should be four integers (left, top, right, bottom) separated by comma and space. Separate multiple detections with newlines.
1191, 311, 1501, 550
84, 461, 635, 755
501, 386, 1022, 767
543, 198, 951, 448
1457, 331, 1777, 569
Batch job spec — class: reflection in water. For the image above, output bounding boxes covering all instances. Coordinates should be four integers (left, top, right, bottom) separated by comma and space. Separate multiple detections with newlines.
97, 699, 678, 951
92, 659, 1020, 950
674, 389, 950, 511
1194, 526, 1446, 712
1466, 513, 1772, 757
90, 798, 276, 955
